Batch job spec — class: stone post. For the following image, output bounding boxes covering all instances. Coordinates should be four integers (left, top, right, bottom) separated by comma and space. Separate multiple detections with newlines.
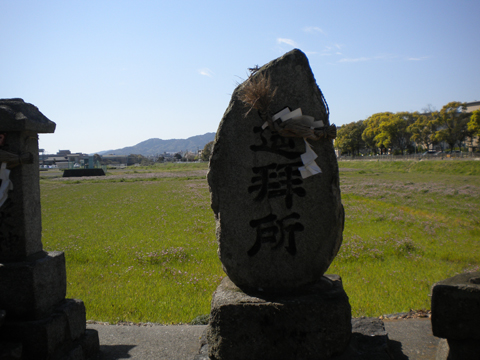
0, 99, 99, 359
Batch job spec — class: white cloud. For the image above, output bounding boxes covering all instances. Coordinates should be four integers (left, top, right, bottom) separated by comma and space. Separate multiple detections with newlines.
303, 26, 325, 34
338, 57, 370, 63
338, 54, 397, 63
277, 38, 298, 47
198, 68, 214, 77
408, 56, 428, 61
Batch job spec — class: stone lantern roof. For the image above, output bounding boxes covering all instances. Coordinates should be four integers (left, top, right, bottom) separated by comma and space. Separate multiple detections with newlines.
0, 98, 56, 133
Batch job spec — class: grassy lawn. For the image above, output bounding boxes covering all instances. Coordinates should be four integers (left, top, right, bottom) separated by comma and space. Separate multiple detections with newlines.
40, 160, 480, 323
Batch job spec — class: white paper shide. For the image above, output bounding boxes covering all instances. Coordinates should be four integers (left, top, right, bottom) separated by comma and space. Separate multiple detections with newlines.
267, 108, 324, 179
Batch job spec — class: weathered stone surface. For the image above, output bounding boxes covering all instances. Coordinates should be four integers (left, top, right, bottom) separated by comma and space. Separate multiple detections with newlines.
431, 271, 480, 340
195, 317, 393, 360
0, 309, 5, 327
208, 49, 343, 293
435, 338, 480, 360
350, 317, 389, 353
0, 342, 22, 359
0, 129, 43, 261
331, 318, 391, 360
207, 275, 351, 360
0, 251, 66, 320
0, 100, 97, 359
0, 299, 93, 360
0, 99, 56, 133
0, 99, 55, 261
80, 329, 100, 360
57, 299, 87, 341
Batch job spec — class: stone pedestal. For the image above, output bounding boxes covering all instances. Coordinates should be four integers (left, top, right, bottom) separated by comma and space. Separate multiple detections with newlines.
431, 271, 480, 360
1, 300, 98, 360
206, 276, 351, 360
0, 99, 99, 359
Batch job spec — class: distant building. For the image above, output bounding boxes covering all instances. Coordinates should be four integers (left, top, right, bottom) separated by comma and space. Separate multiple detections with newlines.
100, 154, 138, 165
40, 150, 88, 168
466, 100, 480, 113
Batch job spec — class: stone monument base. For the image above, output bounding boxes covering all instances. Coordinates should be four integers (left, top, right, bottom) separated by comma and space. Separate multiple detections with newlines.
195, 317, 391, 360
205, 275, 351, 360
0, 299, 99, 360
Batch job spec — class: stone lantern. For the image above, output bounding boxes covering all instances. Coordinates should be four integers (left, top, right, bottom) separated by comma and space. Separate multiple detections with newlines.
0, 99, 99, 359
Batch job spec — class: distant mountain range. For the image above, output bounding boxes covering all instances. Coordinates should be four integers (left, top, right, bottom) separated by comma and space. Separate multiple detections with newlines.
96, 133, 215, 156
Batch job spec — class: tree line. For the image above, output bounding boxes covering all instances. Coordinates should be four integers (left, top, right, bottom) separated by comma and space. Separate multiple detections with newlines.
335, 101, 480, 156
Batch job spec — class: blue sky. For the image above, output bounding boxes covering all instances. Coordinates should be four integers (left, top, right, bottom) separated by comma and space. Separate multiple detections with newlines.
1, 0, 479, 154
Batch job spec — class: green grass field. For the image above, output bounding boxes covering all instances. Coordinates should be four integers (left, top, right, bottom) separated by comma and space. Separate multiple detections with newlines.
40, 160, 480, 323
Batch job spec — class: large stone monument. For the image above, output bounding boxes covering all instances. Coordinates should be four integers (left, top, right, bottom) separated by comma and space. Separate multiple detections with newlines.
206, 50, 351, 359
0, 99, 99, 359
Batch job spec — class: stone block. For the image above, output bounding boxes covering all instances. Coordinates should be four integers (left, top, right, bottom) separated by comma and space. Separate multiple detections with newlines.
349, 318, 389, 354
207, 275, 351, 360
436, 338, 480, 360
431, 271, 480, 340
0, 299, 88, 360
331, 318, 391, 360
80, 329, 100, 359
194, 317, 391, 360
56, 299, 87, 341
0, 251, 66, 320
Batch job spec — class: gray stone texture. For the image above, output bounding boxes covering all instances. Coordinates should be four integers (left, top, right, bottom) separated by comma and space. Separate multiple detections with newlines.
207, 275, 351, 360
0, 309, 5, 326
0, 251, 66, 320
0, 129, 44, 261
431, 271, 480, 360
195, 317, 393, 360
0, 99, 55, 262
0, 342, 23, 359
208, 49, 343, 293
431, 271, 480, 340
0, 98, 56, 133
0, 299, 98, 360
0, 100, 97, 359
331, 318, 391, 360
436, 338, 480, 360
